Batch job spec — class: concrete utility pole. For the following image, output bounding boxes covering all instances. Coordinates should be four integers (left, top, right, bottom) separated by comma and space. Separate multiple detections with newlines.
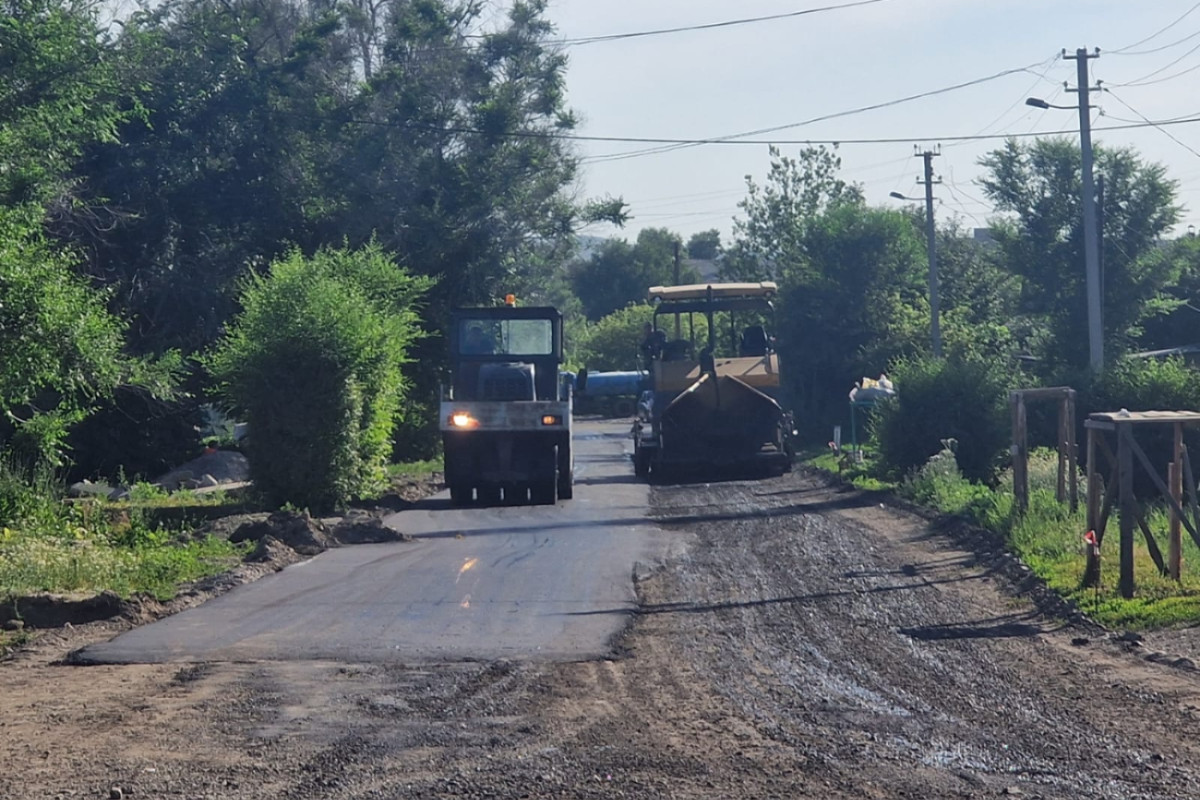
1068, 47, 1104, 372
918, 148, 942, 357
672, 240, 682, 338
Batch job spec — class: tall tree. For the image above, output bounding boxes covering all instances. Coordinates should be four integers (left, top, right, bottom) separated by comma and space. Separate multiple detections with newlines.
0, 0, 129, 207
978, 137, 1180, 368
76, 0, 619, 356
730, 146, 931, 433
686, 229, 721, 260
570, 228, 696, 320
729, 145, 863, 280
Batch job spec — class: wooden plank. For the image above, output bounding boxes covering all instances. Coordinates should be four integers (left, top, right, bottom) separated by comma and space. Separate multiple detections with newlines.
1119, 422, 1135, 598
1184, 445, 1200, 538
1096, 456, 1120, 548
1085, 420, 1117, 431
1011, 392, 1028, 514
1091, 410, 1200, 424
1135, 504, 1169, 576
1015, 387, 1074, 400
1057, 397, 1068, 504
1068, 390, 1078, 511
1171, 423, 1184, 581
1083, 467, 1103, 588
1124, 425, 1200, 548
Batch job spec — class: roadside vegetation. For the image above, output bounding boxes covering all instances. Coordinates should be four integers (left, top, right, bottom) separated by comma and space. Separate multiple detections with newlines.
811, 356, 1200, 630
7, 0, 1200, 630
0, 462, 248, 605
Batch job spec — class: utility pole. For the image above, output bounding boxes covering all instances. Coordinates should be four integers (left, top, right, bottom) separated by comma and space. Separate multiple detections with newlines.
1067, 47, 1103, 372
672, 240, 682, 338
917, 147, 942, 357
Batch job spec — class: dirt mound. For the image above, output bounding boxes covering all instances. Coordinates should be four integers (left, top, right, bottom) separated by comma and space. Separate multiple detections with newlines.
229, 510, 332, 555
1, 591, 123, 629
330, 511, 412, 544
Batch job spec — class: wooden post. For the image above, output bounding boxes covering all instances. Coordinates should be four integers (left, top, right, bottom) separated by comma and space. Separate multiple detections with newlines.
1083, 425, 1101, 587
1119, 423, 1135, 599
1057, 395, 1068, 504
1067, 390, 1078, 511
1171, 422, 1184, 581
1011, 392, 1028, 514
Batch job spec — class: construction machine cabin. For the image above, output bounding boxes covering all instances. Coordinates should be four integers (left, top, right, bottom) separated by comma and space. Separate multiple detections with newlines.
632, 282, 795, 479
440, 302, 574, 505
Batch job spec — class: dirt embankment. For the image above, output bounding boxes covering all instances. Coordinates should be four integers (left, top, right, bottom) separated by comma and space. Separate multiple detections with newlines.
9, 470, 1200, 798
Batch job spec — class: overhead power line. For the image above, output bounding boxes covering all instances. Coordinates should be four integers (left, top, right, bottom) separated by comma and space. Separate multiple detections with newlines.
1109, 26, 1200, 58
1110, 38, 1200, 86
584, 59, 1057, 164
387, 115, 1200, 148
548, 0, 893, 47
1104, 88, 1200, 161
1110, 2, 1200, 54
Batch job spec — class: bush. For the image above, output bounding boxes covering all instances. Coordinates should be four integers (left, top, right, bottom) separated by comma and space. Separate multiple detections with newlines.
872, 354, 1017, 483
573, 304, 655, 373
206, 243, 432, 511
1075, 356, 1200, 498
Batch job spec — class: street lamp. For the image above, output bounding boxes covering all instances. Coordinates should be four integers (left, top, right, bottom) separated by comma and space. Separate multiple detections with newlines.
1027, 91, 1103, 371
889, 182, 941, 357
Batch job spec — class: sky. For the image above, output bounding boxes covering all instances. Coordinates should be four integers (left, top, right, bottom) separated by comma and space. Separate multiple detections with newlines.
541, 0, 1200, 246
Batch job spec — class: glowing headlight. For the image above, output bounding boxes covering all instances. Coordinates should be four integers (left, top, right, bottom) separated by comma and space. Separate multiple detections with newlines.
541, 415, 561, 426
449, 412, 478, 428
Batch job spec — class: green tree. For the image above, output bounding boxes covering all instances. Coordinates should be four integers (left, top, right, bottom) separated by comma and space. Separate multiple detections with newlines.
206, 242, 431, 510
730, 145, 863, 280
1131, 232, 1200, 352
778, 204, 927, 431
0, 207, 174, 465
686, 229, 722, 260
978, 137, 1180, 369
575, 304, 656, 373
570, 228, 697, 320
0, 0, 129, 206
78, 0, 619, 356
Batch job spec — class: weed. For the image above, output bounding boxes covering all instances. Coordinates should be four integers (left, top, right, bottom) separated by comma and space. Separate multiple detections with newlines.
810, 444, 1200, 630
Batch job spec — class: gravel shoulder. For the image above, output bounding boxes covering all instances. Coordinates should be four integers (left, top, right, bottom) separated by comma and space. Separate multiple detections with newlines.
8, 468, 1200, 798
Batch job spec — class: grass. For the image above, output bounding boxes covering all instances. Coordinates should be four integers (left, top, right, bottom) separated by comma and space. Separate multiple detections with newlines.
806, 445, 1200, 631
0, 463, 250, 606
387, 456, 443, 479
806, 448, 896, 492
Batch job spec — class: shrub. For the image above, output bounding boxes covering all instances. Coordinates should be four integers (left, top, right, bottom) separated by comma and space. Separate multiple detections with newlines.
872, 354, 1016, 483
1076, 357, 1200, 498
206, 243, 432, 511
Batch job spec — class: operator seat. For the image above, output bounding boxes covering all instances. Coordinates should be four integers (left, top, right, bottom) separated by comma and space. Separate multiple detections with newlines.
739, 325, 769, 357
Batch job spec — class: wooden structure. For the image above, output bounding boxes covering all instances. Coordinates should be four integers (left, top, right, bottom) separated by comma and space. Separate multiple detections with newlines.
1083, 410, 1200, 598
1010, 387, 1077, 513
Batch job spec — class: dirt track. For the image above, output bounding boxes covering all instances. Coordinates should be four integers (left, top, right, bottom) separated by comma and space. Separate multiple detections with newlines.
8, 469, 1200, 798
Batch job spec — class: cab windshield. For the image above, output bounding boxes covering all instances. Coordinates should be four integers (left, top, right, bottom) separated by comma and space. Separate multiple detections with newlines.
458, 318, 554, 356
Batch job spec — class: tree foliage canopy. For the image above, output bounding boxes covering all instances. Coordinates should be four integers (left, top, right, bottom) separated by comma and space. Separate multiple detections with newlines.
570, 228, 697, 320
979, 137, 1181, 367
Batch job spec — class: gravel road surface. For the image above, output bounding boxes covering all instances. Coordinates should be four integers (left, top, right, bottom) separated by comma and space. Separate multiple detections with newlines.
7, 422, 1200, 798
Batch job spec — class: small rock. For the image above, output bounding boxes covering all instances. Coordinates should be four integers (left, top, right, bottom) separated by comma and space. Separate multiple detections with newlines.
1173, 657, 1196, 670
1002, 787, 1024, 796
1070, 637, 1090, 647
1115, 631, 1144, 644
2, 619, 24, 632
110, 788, 123, 800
